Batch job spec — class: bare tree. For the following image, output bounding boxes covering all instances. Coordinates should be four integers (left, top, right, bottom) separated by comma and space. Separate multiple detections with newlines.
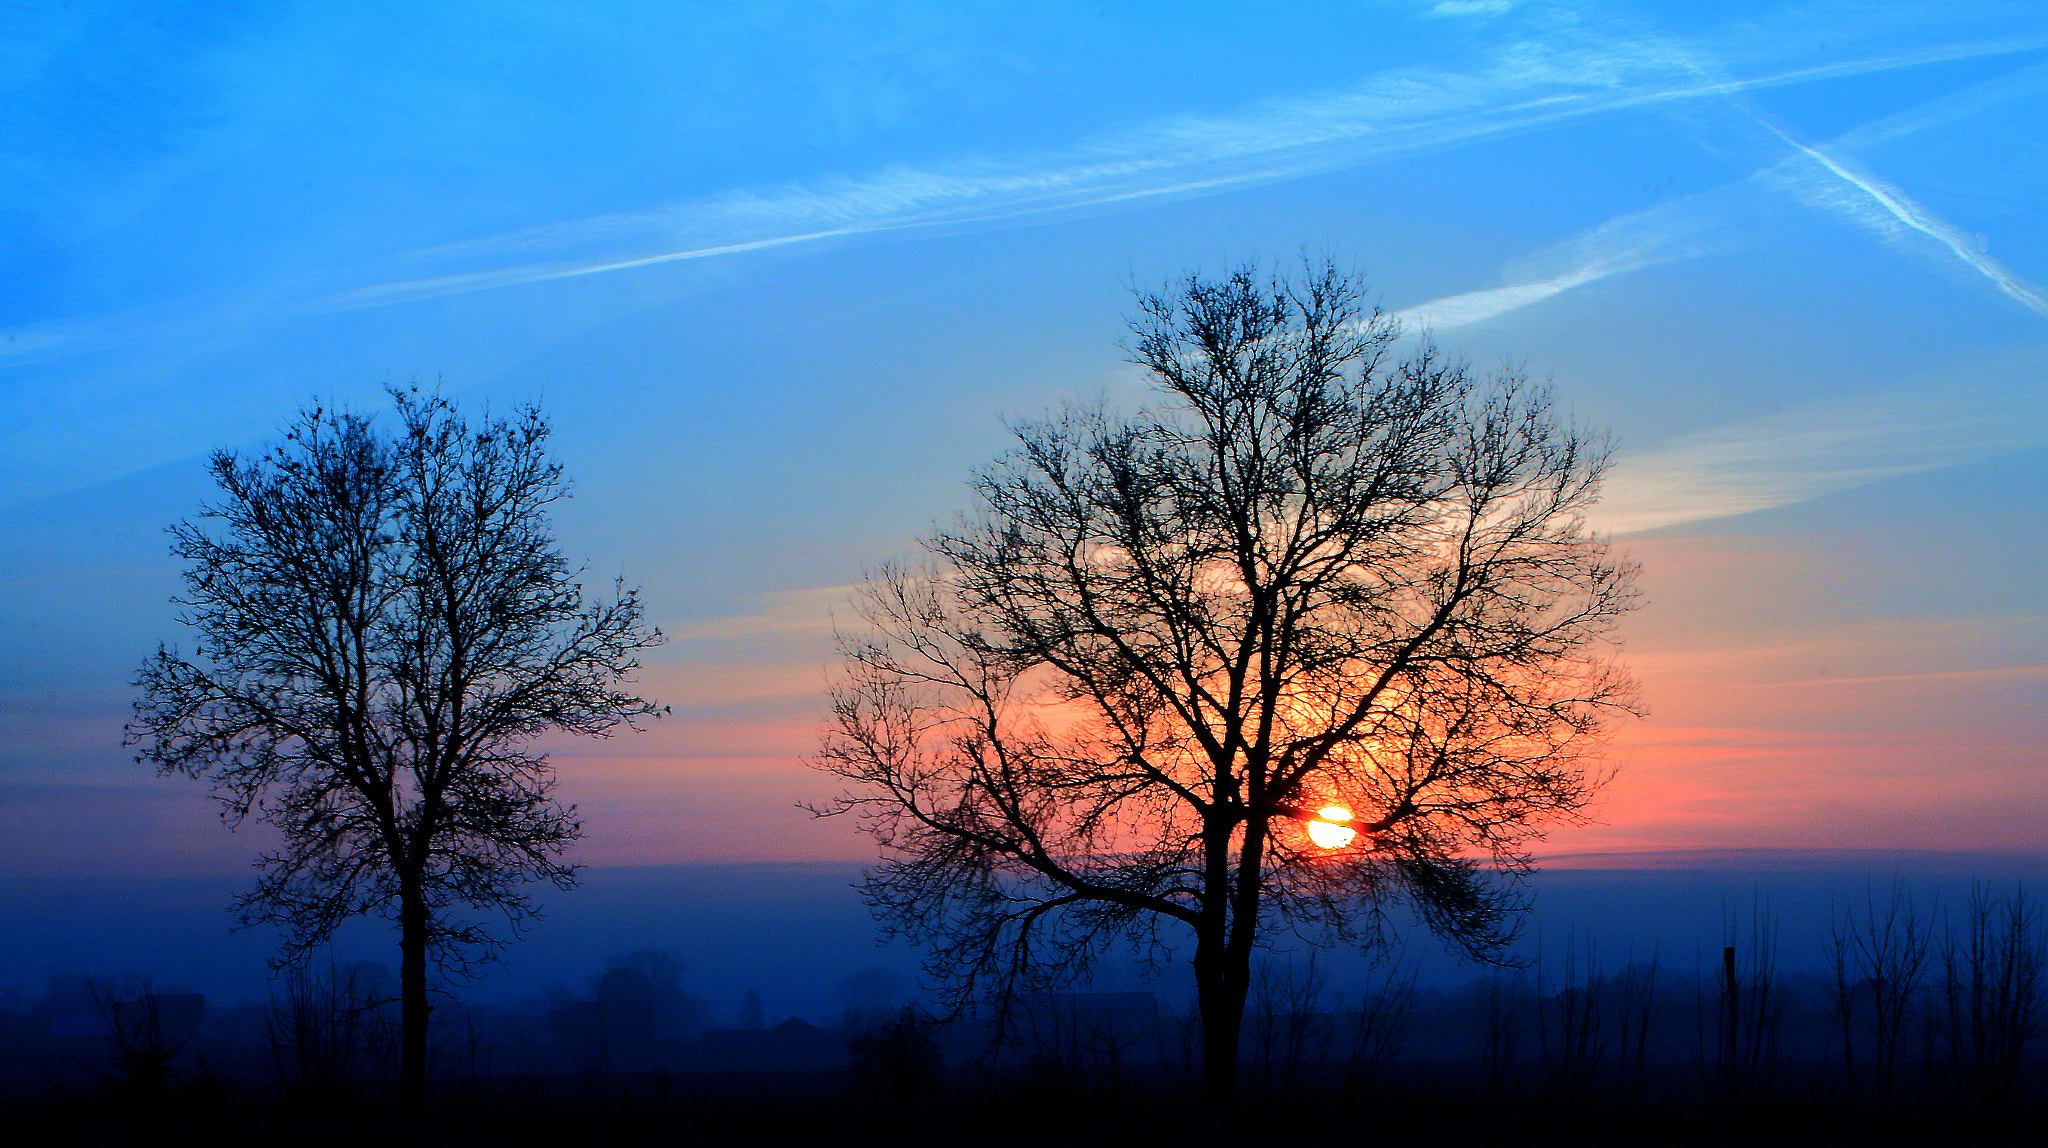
1612, 954, 1663, 1103
812, 263, 1638, 1103
129, 388, 664, 1105
1475, 972, 1529, 1102
265, 961, 392, 1106
1339, 962, 1418, 1099
848, 1005, 946, 1102
1015, 992, 1143, 1097
1536, 934, 1609, 1102
1824, 880, 1932, 1104
1931, 884, 2044, 1107
88, 977, 201, 1100
1246, 957, 1336, 1101
1699, 902, 1782, 1105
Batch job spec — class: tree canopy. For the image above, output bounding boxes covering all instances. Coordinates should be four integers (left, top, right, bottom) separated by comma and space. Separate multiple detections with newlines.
813, 263, 1639, 1102
130, 388, 663, 1102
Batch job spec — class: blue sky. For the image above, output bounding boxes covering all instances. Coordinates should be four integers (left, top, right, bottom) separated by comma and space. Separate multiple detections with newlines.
3, 0, 2045, 880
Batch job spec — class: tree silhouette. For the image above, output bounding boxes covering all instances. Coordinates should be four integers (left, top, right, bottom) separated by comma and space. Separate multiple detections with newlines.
130, 388, 663, 1105
813, 263, 1637, 1103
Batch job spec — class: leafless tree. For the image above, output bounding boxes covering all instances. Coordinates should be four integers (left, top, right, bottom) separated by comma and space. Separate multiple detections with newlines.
1340, 962, 1418, 1099
1536, 934, 1609, 1101
1699, 902, 1782, 1104
1612, 955, 1663, 1103
265, 961, 392, 1106
848, 1005, 945, 1102
1014, 993, 1142, 1097
1474, 972, 1528, 1102
129, 388, 664, 1105
812, 262, 1638, 1103
88, 977, 200, 1100
1930, 884, 2044, 1107
1246, 957, 1336, 1101
1824, 880, 1932, 1104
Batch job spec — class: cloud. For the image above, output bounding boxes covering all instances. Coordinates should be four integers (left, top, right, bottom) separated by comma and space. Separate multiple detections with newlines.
1424, 1, 1521, 18
1710, 57, 2048, 318
676, 585, 856, 642
1394, 186, 1735, 330
0, 321, 87, 367
1390, 59, 2048, 334
644, 662, 828, 709
1430, 60, 2048, 537
5, 12, 2039, 355
315, 28, 2048, 310
6, 7, 2043, 523
1592, 383, 2048, 535
1767, 134, 2048, 318
1761, 664, 2048, 690
1396, 265, 1616, 329
640, 585, 859, 712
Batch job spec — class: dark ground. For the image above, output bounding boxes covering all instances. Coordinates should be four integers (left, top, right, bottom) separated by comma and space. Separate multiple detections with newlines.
9, 1089, 2042, 1148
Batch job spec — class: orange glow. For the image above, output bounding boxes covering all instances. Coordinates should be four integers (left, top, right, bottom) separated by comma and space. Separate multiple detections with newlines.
563, 532, 2048, 867
1306, 806, 1357, 849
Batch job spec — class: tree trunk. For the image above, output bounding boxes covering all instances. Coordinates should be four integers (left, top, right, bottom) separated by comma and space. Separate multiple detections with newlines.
1195, 808, 1269, 1107
1194, 937, 1249, 1106
398, 883, 432, 1107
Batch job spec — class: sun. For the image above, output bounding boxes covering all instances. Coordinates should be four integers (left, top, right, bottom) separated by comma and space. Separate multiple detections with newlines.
1306, 806, 1357, 849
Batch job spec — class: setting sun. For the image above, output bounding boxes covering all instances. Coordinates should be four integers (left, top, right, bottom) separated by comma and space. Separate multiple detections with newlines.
1306, 806, 1357, 849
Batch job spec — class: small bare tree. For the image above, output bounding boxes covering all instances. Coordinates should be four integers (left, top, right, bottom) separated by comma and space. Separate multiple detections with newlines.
1340, 962, 1418, 1099
1015, 993, 1142, 1097
813, 263, 1638, 1104
1613, 955, 1663, 1103
1474, 972, 1528, 1102
89, 978, 201, 1100
130, 389, 664, 1105
1824, 881, 1932, 1104
1246, 957, 1337, 1101
1931, 884, 2044, 1107
1536, 934, 1609, 1102
1699, 903, 1782, 1105
848, 1005, 946, 1102
266, 961, 391, 1106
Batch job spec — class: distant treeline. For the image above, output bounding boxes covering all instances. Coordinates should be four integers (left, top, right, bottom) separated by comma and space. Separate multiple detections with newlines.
5, 883, 2041, 1109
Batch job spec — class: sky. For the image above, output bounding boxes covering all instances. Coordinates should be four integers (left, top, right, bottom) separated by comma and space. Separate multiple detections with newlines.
3, 0, 2046, 913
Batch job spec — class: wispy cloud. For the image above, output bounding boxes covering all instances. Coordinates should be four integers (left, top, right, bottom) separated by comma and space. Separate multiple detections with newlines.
1394, 186, 1735, 330
3, 17, 2038, 361
1593, 383, 2048, 535
317, 30, 2048, 311
1395, 56, 2048, 335
6, 8, 2043, 531
1761, 664, 2048, 689
1427, 57, 2048, 536
1395, 265, 1619, 329
1726, 55, 2048, 317
1424, 1, 1523, 19
677, 585, 855, 642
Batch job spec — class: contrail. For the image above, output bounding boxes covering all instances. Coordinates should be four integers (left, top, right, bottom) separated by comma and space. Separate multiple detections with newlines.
1393, 54, 2048, 336
320, 32, 2048, 311
1640, 30, 2048, 321
335, 227, 869, 308
1770, 128, 2048, 318
1396, 264, 1634, 330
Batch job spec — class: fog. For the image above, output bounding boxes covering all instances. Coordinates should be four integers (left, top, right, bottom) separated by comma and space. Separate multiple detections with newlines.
10, 850, 2043, 1019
